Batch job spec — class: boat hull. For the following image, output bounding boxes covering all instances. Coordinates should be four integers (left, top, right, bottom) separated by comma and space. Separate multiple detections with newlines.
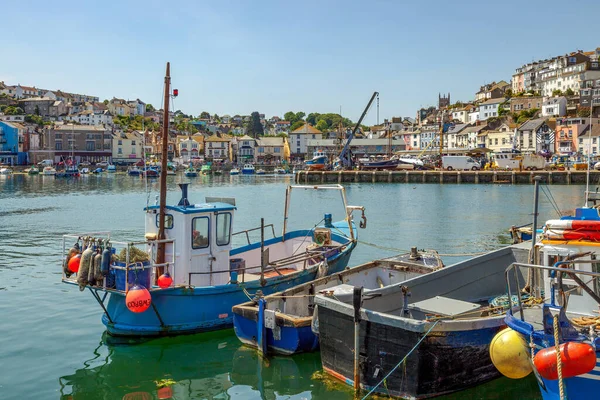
242, 169, 255, 175
102, 243, 354, 337
318, 305, 504, 399
360, 159, 401, 170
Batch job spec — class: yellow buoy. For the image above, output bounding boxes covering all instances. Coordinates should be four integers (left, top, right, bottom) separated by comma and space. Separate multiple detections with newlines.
489, 327, 532, 379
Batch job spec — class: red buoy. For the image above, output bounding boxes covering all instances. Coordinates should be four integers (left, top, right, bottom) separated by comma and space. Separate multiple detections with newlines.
125, 284, 152, 313
533, 342, 596, 380
157, 272, 173, 289
68, 254, 81, 273
157, 386, 173, 399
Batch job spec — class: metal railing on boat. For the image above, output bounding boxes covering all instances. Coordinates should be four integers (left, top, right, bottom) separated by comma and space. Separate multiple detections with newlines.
62, 233, 176, 293
232, 224, 276, 245
505, 261, 600, 321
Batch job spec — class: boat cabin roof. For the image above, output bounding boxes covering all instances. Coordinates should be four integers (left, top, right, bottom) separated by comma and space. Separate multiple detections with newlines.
146, 202, 236, 214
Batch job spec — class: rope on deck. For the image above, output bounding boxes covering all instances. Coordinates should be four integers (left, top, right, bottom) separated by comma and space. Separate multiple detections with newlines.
357, 240, 493, 257
361, 320, 440, 400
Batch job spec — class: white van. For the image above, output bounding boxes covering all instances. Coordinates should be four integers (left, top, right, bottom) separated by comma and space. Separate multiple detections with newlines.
442, 156, 480, 171
38, 159, 54, 167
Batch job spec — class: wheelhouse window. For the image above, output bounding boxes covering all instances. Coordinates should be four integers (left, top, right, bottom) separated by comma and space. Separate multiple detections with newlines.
192, 216, 209, 249
216, 212, 231, 246
155, 214, 173, 229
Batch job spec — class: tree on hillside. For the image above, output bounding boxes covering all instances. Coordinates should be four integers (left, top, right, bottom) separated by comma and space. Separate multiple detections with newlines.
552, 89, 563, 97
146, 104, 155, 112
284, 111, 297, 124
200, 111, 210, 119
306, 112, 320, 125
103, 99, 109, 105
290, 121, 304, 131
4, 106, 24, 115
35, 105, 40, 116
295, 112, 305, 122
565, 88, 575, 96
246, 111, 264, 138
504, 89, 513, 98
316, 119, 328, 132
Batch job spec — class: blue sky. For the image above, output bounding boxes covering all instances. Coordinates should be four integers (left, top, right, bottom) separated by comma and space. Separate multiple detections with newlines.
1, 0, 598, 125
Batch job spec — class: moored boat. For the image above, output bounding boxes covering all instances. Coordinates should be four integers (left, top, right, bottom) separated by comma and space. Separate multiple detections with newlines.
142, 167, 159, 177
315, 241, 532, 399
230, 168, 240, 176
60, 64, 368, 338
496, 196, 600, 400
127, 166, 141, 176
359, 157, 401, 171
0, 166, 13, 175
241, 164, 255, 175
201, 164, 211, 175
184, 166, 198, 177
26, 166, 39, 175
304, 150, 328, 171
42, 166, 57, 175
274, 167, 287, 174
232, 249, 443, 356
107, 164, 117, 173
256, 169, 266, 175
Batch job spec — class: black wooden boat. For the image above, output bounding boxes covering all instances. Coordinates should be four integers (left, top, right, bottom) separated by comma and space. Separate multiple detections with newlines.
314, 243, 531, 399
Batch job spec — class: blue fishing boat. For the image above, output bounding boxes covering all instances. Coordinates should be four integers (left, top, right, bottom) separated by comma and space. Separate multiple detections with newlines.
232, 249, 443, 356
304, 150, 328, 171
60, 63, 367, 338
497, 202, 600, 400
241, 163, 255, 175
127, 166, 141, 176
107, 164, 117, 173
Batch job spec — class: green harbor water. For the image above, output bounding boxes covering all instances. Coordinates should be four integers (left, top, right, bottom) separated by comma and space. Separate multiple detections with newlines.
0, 173, 586, 400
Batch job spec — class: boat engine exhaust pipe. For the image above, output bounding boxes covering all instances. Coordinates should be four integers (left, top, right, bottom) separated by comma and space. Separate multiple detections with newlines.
409, 246, 420, 260
178, 183, 190, 207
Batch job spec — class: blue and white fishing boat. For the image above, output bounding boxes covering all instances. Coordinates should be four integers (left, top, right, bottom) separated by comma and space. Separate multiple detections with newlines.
242, 164, 255, 175
107, 164, 117, 173
127, 166, 141, 176
232, 249, 443, 356
60, 63, 367, 338
304, 150, 328, 171
497, 198, 600, 400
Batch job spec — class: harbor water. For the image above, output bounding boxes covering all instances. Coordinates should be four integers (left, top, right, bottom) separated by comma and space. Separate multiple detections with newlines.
0, 173, 585, 399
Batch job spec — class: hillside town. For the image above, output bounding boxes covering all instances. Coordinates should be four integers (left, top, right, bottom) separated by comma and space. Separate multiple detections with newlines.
1, 47, 599, 167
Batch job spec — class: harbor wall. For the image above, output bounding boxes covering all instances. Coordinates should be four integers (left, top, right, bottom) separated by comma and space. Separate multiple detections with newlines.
294, 170, 597, 185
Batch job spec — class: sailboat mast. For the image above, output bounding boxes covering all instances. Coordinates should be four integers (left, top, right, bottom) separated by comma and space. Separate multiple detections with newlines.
157, 62, 171, 264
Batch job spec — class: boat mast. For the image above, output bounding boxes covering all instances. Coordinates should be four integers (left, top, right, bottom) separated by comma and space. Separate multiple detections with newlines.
157, 62, 171, 265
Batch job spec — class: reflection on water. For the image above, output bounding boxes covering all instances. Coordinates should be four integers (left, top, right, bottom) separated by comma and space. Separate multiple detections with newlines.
1, 174, 584, 399
58, 330, 352, 400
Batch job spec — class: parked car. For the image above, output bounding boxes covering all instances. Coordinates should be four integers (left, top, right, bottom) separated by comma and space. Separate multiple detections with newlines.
37, 159, 54, 167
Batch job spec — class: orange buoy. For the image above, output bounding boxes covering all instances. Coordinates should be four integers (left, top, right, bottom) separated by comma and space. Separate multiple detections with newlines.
68, 254, 81, 273
157, 386, 173, 399
157, 272, 173, 289
533, 342, 596, 380
125, 284, 152, 313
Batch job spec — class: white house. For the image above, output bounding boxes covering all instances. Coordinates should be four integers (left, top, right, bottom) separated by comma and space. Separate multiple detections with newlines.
178, 137, 201, 161
451, 108, 469, 124
289, 123, 322, 156
234, 134, 256, 162
477, 98, 503, 121
542, 96, 567, 117
65, 110, 113, 126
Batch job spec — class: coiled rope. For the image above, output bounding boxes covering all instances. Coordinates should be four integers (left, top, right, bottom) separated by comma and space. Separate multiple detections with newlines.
361, 320, 440, 399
